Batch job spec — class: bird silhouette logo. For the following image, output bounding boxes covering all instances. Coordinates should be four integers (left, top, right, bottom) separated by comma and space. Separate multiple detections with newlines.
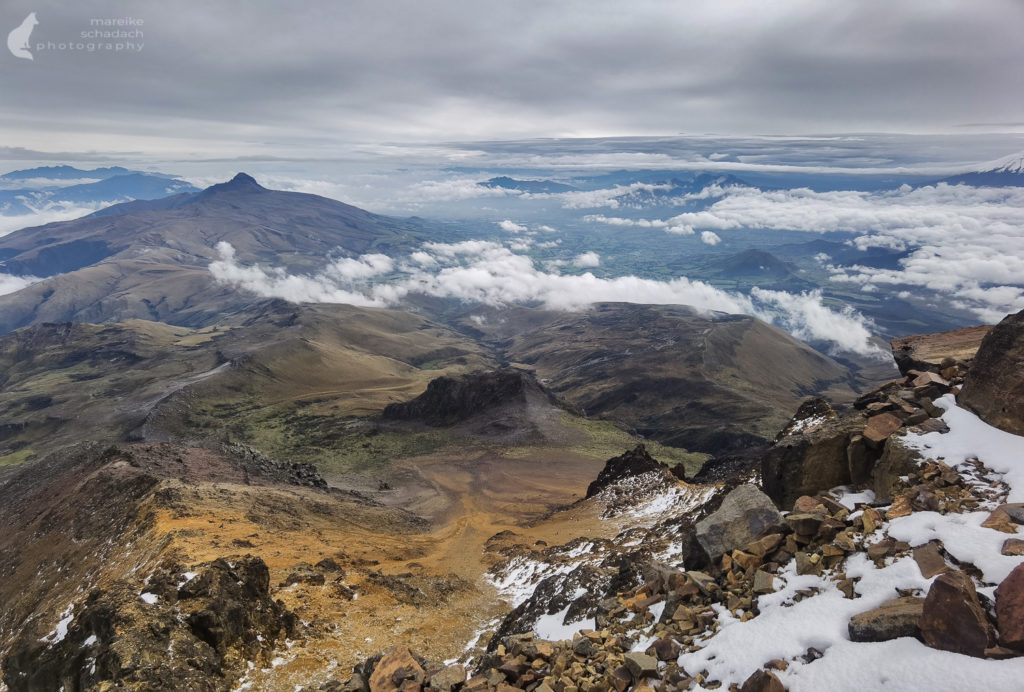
7, 12, 38, 61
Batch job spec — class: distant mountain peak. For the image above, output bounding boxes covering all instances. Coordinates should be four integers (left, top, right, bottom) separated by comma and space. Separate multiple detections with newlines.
229, 172, 260, 186
200, 172, 266, 196
982, 151, 1024, 174
937, 151, 1024, 187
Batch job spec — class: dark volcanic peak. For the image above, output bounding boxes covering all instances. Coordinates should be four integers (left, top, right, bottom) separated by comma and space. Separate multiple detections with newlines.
382, 368, 563, 427
200, 171, 266, 195
713, 249, 792, 276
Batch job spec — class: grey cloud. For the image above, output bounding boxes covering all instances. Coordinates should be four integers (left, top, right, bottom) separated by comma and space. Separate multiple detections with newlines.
1, 1, 1023, 156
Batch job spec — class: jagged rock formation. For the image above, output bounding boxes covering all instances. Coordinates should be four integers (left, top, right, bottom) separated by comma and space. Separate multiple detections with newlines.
3, 556, 295, 691
960, 308, 1024, 435
761, 399, 863, 509
585, 445, 670, 498
383, 369, 564, 427
762, 347, 967, 510
382, 369, 576, 444
891, 324, 992, 375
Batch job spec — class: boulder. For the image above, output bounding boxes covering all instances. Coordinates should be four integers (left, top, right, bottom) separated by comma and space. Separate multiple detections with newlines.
848, 597, 924, 642
694, 484, 785, 559
739, 669, 785, 692
959, 309, 1024, 435
919, 571, 995, 657
995, 563, 1024, 651
762, 409, 865, 509
369, 647, 425, 692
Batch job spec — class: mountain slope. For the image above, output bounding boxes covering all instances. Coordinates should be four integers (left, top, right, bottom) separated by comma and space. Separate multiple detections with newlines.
0, 302, 493, 465
0, 174, 430, 333
458, 302, 856, 453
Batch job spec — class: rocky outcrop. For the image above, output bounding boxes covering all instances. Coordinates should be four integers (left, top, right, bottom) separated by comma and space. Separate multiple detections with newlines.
2, 556, 295, 691
585, 445, 669, 498
383, 369, 563, 427
891, 324, 992, 376
761, 399, 864, 509
694, 484, 785, 559
959, 308, 1024, 435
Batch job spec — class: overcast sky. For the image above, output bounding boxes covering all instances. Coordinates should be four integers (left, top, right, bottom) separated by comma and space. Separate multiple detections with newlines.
1, 0, 1023, 161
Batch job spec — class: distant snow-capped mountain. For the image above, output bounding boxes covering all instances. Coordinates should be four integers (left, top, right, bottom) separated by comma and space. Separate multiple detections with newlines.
939, 151, 1024, 186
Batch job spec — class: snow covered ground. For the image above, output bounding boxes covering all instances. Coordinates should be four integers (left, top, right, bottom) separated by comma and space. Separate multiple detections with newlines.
680, 397, 1024, 691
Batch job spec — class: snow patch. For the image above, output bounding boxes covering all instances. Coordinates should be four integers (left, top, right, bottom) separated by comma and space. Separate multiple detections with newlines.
533, 605, 596, 642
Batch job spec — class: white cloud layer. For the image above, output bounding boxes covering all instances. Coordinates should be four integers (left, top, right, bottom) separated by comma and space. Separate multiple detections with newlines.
0, 273, 38, 296
0, 201, 112, 238
589, 183, 1024, 321
209, 240, 883, 357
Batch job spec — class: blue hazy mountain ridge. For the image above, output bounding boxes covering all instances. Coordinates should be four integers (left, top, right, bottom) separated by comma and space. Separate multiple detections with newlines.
0, 170, 198, 216
480, 176, 577, 193
0, 165, 135, 181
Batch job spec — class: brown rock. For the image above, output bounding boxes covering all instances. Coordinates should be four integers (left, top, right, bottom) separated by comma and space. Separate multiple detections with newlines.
837, 579, 856, 599
912, 542, 950, 579
886, 494, 913, 519
863, 413, 904, 448
861, 507, 882, 534
959, 309, 1024, 435
891, 325, 991, 376
919, 571, 995, 657
795, 551, 822, 576
429, 666, 466, 692
792, 495, 825, 513
982, 504, 1024, 534
867, 538, 896, 562
833, 531, 857, 552
609, 667, 631, 692
785, 512, 825, 536
1002, 538, 1024, 556
848, 597, 924, 642
739, 669, 785, 692
912, 371, 951, 389
371, 648, 425, 692
623, 653, 659, 682
731, 550, 760, 572
984, 646, 1022, 660
753, 570, 776, 595
995, 563, 1024, 651
745, 533, 784, 558
647, 638, 680, 662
